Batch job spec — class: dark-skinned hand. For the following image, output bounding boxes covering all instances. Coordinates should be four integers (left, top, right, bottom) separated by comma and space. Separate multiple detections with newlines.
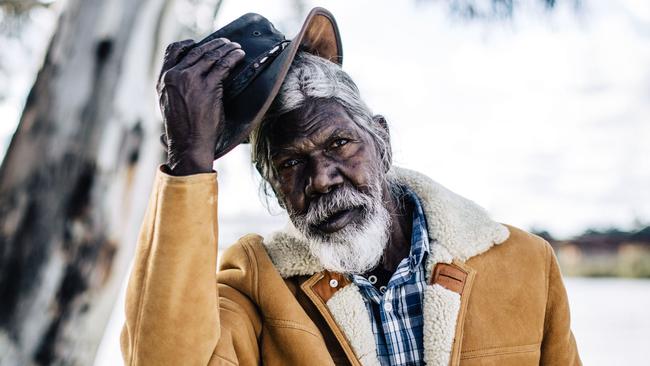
157, 37, 245, 176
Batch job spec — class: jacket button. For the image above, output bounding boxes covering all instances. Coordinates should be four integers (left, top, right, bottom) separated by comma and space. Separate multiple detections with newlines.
329, 279, 338, 288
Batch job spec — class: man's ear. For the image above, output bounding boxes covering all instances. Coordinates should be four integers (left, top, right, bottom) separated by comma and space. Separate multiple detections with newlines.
255, 162, 287, 210
267, 180, 287, 210
373, 114, 389, 135
275, 192, 286, 210
372, 114, 392, 172
268, 176, 287, 210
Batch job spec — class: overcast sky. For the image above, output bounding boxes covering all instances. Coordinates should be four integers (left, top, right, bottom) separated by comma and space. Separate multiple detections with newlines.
1, 0, 649, 242
0, 3, 646, 364
212, 0, 650, 241
83, 1, 648, 363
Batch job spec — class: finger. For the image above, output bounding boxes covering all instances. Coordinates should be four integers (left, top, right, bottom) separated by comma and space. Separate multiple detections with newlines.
206, 48, 246, 81
192, 42, 242, 75
159, 39, 195, 81
174, 37, 230, 71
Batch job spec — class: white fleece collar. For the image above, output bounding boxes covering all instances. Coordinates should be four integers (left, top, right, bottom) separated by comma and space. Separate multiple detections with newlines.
262, 167, 510, 366
263, 166, 510, 277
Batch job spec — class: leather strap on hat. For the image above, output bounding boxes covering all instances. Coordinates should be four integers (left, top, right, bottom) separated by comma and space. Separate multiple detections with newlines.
224, 40, 291, 102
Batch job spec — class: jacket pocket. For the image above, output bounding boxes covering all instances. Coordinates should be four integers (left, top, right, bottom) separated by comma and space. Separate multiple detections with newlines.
460, 343, 540, 365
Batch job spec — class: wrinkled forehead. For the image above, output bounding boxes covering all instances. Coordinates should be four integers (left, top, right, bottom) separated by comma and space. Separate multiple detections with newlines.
266, 98, 359, 148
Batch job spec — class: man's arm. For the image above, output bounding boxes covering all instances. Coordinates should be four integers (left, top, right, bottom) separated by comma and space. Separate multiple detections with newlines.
120, 37, 261, 365
120, 168, 262, 365
120, 169, 217, 364
540, 243, 582, 365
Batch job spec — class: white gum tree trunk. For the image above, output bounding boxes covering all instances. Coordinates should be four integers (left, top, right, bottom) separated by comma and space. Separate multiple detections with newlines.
0, 0, 200, 364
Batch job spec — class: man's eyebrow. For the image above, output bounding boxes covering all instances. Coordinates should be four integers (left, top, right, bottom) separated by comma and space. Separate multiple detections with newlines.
270, 146, 299, 159
269, 126, 360, 158
328, 127, 357, 138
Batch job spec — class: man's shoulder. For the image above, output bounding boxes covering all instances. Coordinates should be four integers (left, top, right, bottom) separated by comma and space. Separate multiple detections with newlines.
219, 233, 268, 271
218, 233, 294, 299
218, 233, 319, 313
467, 224, 554, 274
220, 230, 324, 279
501, 224, 552, 252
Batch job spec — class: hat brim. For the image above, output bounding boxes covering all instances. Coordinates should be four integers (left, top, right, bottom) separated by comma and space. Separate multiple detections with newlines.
214, 7, 343, 159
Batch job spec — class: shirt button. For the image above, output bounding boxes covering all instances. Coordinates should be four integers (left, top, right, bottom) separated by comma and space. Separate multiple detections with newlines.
368, 275, 377, 284
379, 286, 387, 294
383, 302, 393, 312
329, 279, 338, 288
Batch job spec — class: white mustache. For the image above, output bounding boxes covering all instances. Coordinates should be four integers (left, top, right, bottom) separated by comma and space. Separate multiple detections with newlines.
285, 173, 392, 274
301, 185, 373, 227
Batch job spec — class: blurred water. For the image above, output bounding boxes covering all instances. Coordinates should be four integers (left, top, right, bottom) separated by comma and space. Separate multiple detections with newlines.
95, 276, 650, 365
565, 278, 650, 365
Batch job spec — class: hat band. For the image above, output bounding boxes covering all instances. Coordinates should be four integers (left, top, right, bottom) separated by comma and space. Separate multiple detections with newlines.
224, 40, 291, 102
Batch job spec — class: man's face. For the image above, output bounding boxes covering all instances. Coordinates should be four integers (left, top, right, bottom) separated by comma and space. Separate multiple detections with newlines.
268, 99, 380, 228
266, 99, 390, 274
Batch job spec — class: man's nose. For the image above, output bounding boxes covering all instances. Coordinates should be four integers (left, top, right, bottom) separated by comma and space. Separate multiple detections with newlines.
305, 158, 343, 197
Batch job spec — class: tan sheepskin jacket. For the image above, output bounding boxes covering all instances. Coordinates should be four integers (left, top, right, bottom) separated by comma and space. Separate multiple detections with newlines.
120, 166, 581, 366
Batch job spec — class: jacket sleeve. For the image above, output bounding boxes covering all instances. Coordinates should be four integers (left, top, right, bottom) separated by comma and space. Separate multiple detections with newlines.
540, 243, 582, 365
120, 167, 261, 365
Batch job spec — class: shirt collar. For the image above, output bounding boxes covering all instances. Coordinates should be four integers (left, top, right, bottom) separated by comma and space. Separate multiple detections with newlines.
349, 187, 430, 289
404, 187, 430, 271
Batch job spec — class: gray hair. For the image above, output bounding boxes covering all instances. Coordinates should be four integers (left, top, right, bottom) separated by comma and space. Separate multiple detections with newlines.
250, 52, 392, 187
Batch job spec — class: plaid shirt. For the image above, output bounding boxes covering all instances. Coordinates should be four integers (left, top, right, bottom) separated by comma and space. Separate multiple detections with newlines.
351, 189, 429, 366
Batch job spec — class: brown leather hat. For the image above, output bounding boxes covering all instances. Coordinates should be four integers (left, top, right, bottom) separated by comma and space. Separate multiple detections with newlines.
187, 7, 343, 159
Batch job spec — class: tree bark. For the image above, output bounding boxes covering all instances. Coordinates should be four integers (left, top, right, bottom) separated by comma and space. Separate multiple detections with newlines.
0, 0, 188, 364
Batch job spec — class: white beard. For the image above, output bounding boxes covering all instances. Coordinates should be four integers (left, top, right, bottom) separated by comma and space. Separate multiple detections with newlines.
309, 208, 389, 274
287, 179, 391, 274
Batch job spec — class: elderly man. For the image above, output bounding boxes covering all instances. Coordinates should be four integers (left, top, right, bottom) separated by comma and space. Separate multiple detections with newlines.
121, 8, 580, 366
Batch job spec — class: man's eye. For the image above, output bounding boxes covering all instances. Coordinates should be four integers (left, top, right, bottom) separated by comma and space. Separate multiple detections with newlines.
281, 159, 300, 168
331, 138, 349, 148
